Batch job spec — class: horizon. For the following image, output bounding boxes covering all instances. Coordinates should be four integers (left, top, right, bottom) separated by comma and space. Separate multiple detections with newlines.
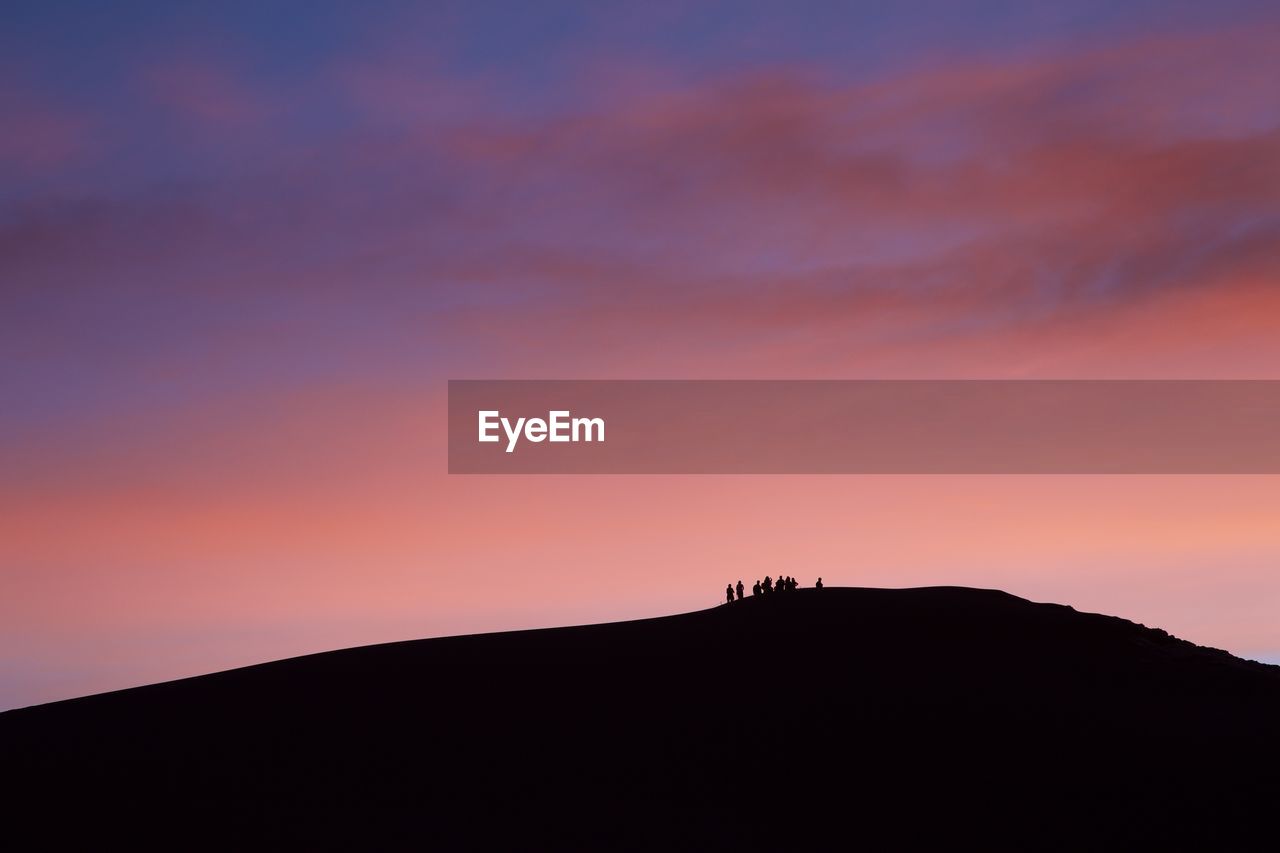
4, 0, 1280, 710
4, 583, 1278, 712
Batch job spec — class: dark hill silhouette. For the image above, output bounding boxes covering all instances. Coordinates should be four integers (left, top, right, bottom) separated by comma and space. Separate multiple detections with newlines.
4, 586, 1279, 848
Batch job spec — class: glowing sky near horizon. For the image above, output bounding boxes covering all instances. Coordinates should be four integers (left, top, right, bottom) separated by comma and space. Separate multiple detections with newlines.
3, 0, 1280, 709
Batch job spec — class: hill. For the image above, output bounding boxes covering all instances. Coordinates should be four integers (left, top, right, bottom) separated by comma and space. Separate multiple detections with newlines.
4, 586, 1279, 848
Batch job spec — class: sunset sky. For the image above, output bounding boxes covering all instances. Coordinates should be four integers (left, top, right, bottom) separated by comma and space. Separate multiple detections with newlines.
3, 0, 1279, 709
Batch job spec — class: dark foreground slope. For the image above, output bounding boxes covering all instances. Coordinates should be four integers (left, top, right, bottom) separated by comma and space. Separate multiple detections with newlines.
4, 587, 1280, 849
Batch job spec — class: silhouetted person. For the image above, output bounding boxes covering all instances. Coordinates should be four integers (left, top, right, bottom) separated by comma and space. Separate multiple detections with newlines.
763, 576, 773, 594
752, 580, 762, 596
726, 584, 734, 604
736, 580, 744, 600
815, 577, 823, 590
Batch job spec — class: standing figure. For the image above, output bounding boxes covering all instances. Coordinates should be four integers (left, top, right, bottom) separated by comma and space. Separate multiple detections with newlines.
726, 584, 735, 604
815, 577, 823, 590
763, 576, 773, 594
753, 580, 762, 596
736, 580, 745, 600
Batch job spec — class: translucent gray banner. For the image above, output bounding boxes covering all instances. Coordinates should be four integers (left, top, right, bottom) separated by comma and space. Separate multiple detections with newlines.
448, 380, 1280, 473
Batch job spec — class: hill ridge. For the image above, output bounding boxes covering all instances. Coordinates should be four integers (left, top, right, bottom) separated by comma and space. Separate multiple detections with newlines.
4, 585, 1279, 847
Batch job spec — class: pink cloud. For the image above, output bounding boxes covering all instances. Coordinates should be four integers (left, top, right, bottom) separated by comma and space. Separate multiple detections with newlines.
4, 20, 1278, 390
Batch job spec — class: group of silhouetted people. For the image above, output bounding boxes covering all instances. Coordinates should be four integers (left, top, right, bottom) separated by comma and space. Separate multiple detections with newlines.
725, 575, 822, 603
